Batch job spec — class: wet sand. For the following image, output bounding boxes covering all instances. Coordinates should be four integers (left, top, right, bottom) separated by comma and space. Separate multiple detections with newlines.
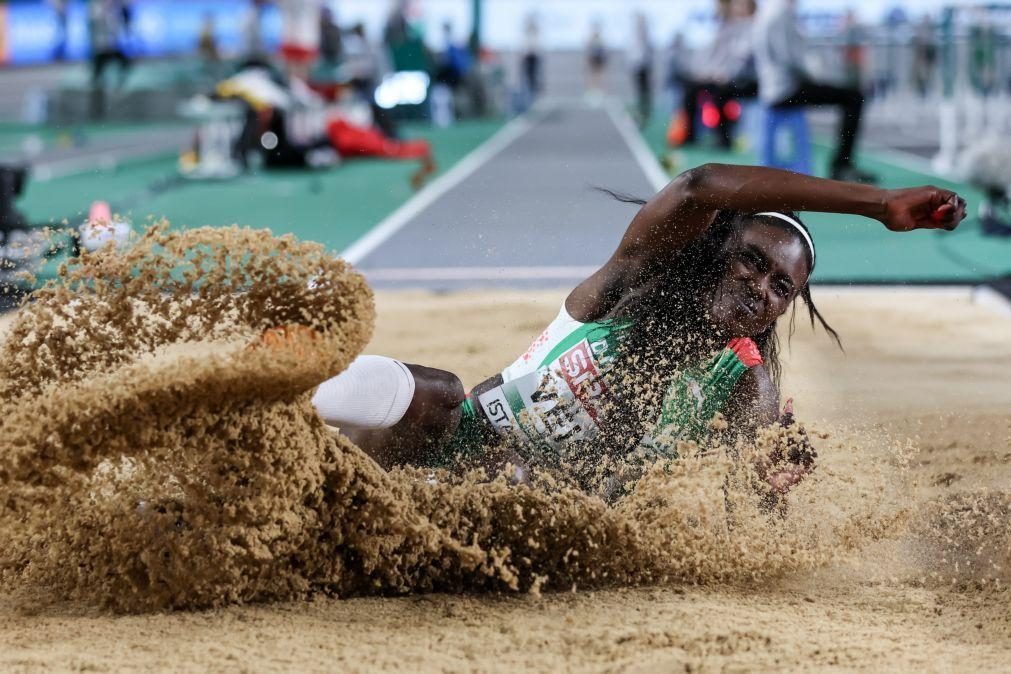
1, 287, 1009, 672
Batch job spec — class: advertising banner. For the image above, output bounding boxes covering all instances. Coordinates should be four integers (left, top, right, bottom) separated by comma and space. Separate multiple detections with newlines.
1, 0, 281, 66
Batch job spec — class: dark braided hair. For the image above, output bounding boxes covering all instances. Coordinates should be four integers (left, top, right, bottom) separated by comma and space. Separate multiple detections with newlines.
558, 189, 844, 491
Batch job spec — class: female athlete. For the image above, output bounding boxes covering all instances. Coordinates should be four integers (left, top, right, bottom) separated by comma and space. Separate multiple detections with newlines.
308, 163, 966, 493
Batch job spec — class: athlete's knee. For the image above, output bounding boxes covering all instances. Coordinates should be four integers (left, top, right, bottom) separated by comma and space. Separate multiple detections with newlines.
398, 365, 464, 449
405, 364, 465, 413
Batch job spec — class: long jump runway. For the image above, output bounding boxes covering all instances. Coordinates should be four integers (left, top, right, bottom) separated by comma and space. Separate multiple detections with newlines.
343, 101, 668, 290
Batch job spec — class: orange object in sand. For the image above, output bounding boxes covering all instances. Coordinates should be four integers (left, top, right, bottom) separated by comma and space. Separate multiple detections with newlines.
255, 324, 319, 353
88, 200, 112, 225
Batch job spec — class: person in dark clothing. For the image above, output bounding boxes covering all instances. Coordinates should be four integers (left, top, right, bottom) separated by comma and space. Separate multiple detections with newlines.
319, 6, 343, 67
434, 21, 470, 90
629, 12, 654, 127
521, 14, 542, 99
753, 0, 874, 183
88, 0, 131, 119
680, 0, 758, 148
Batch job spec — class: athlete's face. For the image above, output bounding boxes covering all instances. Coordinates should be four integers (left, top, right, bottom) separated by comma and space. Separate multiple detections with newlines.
707, 221, 811, 337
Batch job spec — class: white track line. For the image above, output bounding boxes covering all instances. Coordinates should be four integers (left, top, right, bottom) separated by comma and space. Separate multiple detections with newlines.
972, 285, 1011, 318
340, 106, 548, 266
363, 265, 598, 282
604, 99, 669, 192
33, 153, 122, 181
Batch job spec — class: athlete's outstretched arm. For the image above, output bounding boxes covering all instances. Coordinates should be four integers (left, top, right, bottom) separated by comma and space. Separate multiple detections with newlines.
568, 164, 967, 321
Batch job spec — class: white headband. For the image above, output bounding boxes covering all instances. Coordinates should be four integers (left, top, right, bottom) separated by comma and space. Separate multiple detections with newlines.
755, 212, 816, 267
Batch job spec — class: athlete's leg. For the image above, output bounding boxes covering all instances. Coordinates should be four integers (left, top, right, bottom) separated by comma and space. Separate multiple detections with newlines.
774, 79, 865, 171
314, 360, 465, 469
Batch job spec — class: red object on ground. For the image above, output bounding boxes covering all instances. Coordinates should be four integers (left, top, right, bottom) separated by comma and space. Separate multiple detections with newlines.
326, 119, 432, 160
701, 101, 721, 129
723, 100, 742, 122
279, 43, 318, 65
727, 337, 763, 368
667, 110, 688, 147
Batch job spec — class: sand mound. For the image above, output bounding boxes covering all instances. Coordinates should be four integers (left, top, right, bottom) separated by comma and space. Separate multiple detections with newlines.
0, 226, 988, 614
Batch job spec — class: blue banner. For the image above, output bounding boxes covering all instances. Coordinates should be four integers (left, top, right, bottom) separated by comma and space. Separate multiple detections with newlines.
2, 0, 281, 66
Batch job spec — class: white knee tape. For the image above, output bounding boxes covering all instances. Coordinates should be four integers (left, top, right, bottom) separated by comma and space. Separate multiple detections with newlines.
312, 355, 416, 429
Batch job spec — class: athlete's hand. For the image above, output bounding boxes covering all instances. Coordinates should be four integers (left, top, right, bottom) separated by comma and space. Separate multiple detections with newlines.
755, 399, 816, 499
881, 186, 967, 232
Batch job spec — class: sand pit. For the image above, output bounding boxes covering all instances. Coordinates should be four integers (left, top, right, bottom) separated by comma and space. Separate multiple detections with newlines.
0, 243, 1009, 670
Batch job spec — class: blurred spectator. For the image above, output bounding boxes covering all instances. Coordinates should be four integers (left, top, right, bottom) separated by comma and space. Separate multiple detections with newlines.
665, 32, 691, 94
278, 0, 324, 83
840, 10, 866, 89
969, 8, 998, 96
241, 0, 271, 66
586, 21, 608, 96
629, 12, 654, 127
342, 23, 399, 139
343, 23, 381, 95
880, 6, 908, 98
521, 14, 542, 100
89, 0, 131, 119
435, 21, 471, 90
911, 15, 937, 98
679, 0, 758, 148
431, 22, 470, 127
384, 0, 411, 48
49, 0, 69, 61
319, 6, 343, 68
198, 13, 220, 65
383, 0, 433, 74
753, 0, 874, 182
118, 0, 134, 41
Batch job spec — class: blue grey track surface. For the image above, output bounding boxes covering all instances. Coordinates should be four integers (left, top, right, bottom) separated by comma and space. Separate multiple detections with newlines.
355, 102, 657, 290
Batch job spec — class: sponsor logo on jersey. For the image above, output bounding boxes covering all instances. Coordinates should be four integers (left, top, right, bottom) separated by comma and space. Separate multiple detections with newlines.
519, 328, 551, 364
477, 387, 519, 434
557, 339, 608, 421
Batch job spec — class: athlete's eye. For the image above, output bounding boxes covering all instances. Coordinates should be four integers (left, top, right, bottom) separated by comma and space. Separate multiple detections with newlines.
741, 250, 763, 269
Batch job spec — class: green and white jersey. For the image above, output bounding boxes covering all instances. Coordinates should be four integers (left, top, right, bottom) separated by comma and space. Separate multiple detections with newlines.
474, 303, 632, 456
471, 303, 764, 462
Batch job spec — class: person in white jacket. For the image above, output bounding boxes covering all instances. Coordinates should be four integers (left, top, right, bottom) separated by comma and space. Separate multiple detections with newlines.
753, 0, 874, 183
278, 0, 324, 83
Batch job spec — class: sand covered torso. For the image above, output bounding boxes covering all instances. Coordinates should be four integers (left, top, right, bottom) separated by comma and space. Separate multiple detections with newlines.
472, 303, 761, 464
477, 305, 631, 455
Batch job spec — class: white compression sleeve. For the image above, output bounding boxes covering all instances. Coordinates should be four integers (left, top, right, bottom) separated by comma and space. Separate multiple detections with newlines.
311, 355, 416, 429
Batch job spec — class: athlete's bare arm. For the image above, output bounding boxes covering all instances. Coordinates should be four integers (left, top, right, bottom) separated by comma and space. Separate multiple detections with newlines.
723, 365, 778, 433
567, 164, 967, 321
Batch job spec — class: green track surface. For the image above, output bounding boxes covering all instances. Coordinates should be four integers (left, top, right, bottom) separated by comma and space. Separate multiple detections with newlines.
640, 114, 1010, 283
17, 119, 504, 258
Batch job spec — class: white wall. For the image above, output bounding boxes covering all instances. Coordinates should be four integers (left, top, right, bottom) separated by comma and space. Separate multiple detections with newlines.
329, 0, 962, 51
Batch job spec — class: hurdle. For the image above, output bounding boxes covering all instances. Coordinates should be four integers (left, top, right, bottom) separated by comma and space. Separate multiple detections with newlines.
933, 4, 1011, 173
